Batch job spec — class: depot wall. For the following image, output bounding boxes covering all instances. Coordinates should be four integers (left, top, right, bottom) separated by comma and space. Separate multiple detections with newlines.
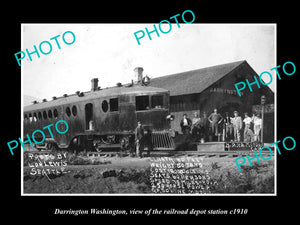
167, 62, 274, 142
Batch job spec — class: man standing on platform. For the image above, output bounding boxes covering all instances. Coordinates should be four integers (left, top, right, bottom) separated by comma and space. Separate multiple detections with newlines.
200, 112, 210, 141
231, 111, 242, 142
252, 113, 262, 142
243, 112, 254, 142
224, 112, 233, 141
191, 111, 201, 138
180, 114, 192, 135
208, 108, 223, 139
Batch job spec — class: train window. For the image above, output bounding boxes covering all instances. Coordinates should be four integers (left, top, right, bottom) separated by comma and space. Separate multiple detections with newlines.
102, 100, 108, 112
151, 95, 164, 109
136, 96, 149, 111
53, 109, 58, 118
66, 107, 71, 117
33, 112, 37, 122
38, 112, 42, 120
109, 98, 118, 112
72, 105, 77, 116
29, 113, 33, 123
48, 110, 53, 119
43, 111, 47, 120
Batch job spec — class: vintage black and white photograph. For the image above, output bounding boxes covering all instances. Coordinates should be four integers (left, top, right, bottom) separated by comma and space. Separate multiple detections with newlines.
21, 23, 276, 195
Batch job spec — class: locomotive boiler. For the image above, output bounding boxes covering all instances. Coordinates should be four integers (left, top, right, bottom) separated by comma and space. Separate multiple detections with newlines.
23, 76, 175, 152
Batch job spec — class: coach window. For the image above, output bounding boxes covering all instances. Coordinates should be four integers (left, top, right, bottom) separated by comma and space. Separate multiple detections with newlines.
53, 109, 58, 118
48, 110, 53, 119
72, 105, 77, 116
33, 112, 37, 122
102, 100, 108, 113
24, 114, 28, 123
43, 111, 47, 120
151, 95, 164, 109
66, 107, 71, 117
136, 95, 149, 111
38, 112, 42, 120
109, 98, 118, 112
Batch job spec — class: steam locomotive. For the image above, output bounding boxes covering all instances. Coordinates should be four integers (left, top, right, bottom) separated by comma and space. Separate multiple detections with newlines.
23, 73, 175, 152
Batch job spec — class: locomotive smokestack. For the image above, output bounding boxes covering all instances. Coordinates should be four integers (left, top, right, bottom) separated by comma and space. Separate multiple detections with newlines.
134, 67, 144, 83
91, 78, 99, 91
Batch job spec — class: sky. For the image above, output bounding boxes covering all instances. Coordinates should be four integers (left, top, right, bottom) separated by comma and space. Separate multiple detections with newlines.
22, 24, 275, 101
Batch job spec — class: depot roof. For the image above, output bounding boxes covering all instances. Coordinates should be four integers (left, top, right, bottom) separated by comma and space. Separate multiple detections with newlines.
150, 60, 246, 96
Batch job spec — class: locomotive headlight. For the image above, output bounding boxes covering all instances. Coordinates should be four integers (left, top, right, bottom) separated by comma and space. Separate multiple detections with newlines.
72, 137, 78, 145
166, 114, 175, 121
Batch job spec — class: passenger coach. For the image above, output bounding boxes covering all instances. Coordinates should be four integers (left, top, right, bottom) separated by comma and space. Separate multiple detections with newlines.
23, 77, 175, 151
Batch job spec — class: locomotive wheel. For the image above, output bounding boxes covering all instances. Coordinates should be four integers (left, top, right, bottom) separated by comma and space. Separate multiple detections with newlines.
120, 136, 129, 151
95, 148, 103, 153
32, 143, 41, 151
48, 143, 58, 151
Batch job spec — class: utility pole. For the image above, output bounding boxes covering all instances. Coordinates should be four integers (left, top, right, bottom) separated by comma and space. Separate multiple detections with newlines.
261, 95, 266, 145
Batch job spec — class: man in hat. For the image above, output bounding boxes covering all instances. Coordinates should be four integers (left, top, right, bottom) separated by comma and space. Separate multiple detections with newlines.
252, 113, 262, 142
231, 111, 242, 142
135, 121, 144, 158
224, 112, 234, 141
200, 112, 210, 141
180, 114, 192, 135
243, 112, 254, 142
191, 111, 201, 138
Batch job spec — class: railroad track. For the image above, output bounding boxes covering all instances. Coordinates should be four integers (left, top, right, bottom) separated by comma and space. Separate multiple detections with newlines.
24, 149, 273, 158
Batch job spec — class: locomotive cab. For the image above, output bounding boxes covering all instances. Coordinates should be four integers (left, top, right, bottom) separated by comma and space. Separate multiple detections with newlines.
135, 92, 170, 131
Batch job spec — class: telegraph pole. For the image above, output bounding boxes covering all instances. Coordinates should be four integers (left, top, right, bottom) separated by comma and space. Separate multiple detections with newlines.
261, 95, 266, 145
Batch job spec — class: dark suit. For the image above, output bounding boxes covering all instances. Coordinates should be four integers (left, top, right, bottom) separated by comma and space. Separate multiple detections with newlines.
180, 118, 192, 134
224, 116, 233, 140
135, 125, 144, 157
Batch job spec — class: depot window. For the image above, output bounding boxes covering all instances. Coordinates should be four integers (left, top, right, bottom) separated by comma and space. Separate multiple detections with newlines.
151, 95, 164, 109
136, 95, 149, 111
109, 98, 119, 112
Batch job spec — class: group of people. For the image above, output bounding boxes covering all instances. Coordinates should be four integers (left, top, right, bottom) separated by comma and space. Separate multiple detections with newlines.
132, 108, 262, 158
180, 109, 262, 143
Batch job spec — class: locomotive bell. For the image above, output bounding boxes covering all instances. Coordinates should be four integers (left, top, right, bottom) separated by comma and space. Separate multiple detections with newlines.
142, 75, 151, 86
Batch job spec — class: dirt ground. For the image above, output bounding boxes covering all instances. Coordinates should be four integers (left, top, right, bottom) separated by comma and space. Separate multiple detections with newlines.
23, 153, 275, 194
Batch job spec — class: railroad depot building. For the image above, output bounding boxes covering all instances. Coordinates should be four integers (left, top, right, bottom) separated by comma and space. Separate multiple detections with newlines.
149, 60, 275, 143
